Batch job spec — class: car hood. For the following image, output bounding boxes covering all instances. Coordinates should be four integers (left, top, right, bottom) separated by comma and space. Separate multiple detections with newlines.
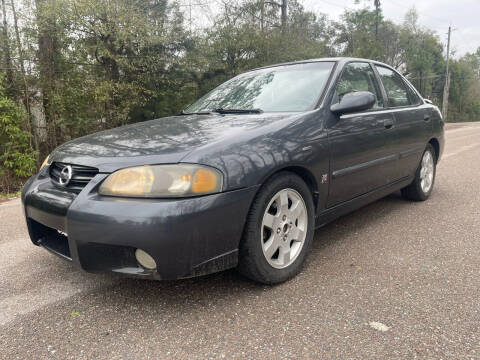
50, 112, 300, 172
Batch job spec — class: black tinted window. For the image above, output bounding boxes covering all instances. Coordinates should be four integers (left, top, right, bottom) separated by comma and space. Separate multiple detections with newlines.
334, 62, 384, 109
376, 66, 421, 107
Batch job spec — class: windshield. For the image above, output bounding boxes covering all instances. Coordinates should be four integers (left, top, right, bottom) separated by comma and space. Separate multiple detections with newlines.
183, 62, 335, 113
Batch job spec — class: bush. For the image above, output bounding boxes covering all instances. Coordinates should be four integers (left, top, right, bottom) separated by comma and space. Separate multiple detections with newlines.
0, 95, 37, 194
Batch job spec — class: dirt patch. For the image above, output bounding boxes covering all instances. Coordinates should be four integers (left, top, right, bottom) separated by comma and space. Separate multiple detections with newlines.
0, 196, 19, 204
445, 122, 480, 130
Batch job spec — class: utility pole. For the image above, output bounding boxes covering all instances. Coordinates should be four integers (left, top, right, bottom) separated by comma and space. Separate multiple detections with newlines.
188, 0, 192, 33
374, 0, 381, 40
442, 26, 452, 121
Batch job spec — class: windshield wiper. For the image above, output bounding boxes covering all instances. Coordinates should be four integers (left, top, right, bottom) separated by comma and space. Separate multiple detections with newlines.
180, 110, 215, 115
212, 108, 263, 114
180, 108, 263, 115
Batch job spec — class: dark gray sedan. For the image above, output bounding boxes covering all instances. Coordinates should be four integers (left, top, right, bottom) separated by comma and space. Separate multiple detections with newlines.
22, 57, 444, 284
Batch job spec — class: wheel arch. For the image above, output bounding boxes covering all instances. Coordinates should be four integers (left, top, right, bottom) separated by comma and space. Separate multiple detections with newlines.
258, 165, 320, 211
428, 137, 440, 162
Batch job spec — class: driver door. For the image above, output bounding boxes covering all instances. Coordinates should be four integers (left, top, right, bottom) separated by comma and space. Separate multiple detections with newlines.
326, 62, 395, 207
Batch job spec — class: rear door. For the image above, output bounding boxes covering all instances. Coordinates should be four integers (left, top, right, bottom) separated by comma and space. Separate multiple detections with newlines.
326, 62, 395, 207
374, 66, 432, 181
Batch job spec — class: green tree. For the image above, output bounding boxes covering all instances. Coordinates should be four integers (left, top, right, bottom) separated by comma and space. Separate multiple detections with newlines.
448, 50, 480, 122
0, 77, 36, 193
0, 0, 479, 193
400, 9, 444, 99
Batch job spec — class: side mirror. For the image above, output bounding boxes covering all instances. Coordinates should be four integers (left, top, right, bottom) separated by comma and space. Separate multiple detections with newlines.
330, 91, 376, 115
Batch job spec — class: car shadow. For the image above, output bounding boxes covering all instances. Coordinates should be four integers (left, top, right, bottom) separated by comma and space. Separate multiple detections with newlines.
310, 190, 407, 253
76, 191, 412, 308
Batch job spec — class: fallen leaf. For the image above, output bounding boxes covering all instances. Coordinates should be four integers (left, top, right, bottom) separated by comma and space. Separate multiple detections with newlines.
369, 321, 390, 332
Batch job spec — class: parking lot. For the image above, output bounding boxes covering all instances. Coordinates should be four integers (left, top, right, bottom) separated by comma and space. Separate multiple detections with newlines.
1, 123, 479, 359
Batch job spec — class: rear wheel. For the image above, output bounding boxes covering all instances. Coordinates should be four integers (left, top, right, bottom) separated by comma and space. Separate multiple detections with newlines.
401, 144, 436, 201
238, 172, 315, 284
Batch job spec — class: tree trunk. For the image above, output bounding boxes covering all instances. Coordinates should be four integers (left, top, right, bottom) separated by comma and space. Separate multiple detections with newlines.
1, 0, 14, 95
260, 0, 264, 33
10, 0, 38, 154
281, 0, 287, 33
35, 0, 58, 154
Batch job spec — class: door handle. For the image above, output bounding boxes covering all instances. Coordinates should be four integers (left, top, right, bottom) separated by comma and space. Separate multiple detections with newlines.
384, 119, 394, 129
424, 114, 431, 121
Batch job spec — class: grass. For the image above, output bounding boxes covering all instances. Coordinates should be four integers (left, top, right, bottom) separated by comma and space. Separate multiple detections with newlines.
0, 191, 21, 200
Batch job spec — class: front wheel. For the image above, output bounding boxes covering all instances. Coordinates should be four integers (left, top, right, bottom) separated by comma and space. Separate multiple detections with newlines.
401, 144, 436, 201
237, 172, 315, 284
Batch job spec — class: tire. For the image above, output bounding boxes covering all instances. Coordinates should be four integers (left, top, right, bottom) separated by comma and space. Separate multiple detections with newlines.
401, 144, 436, 201
237, 172, 315, 284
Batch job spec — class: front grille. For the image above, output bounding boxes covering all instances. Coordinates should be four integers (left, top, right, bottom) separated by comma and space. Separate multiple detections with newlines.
50, 162, 99, 193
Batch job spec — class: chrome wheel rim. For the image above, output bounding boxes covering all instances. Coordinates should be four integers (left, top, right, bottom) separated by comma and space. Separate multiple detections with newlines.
420, 150, 434, 193
261, 188, 308, 269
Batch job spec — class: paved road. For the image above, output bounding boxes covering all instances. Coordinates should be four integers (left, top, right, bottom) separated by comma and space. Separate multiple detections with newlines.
1, 123, 480, 359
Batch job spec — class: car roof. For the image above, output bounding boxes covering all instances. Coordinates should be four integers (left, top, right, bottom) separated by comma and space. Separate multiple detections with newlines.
249, 57, 395, 72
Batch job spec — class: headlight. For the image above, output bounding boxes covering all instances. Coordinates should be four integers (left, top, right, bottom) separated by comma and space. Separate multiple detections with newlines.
40, 155, 51, 170
98, 164, 223, 198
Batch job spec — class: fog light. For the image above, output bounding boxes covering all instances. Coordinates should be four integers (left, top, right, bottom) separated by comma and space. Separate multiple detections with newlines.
135, 249, 157, 270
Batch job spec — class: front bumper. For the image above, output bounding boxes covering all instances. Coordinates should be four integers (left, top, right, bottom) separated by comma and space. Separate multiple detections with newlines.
21, 170, 258, 280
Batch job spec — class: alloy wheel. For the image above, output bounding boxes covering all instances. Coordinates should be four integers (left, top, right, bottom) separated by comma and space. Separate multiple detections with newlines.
261, 188, 308, 269
420, 150, 434, 193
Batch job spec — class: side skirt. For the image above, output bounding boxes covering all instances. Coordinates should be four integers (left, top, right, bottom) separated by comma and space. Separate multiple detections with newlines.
315, 175, 413, 229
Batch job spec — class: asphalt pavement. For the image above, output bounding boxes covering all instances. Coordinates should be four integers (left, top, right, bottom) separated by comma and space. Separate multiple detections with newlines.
1, 122, 479, 359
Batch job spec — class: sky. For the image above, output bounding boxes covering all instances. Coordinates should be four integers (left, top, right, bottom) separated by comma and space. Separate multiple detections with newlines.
301, 0, 480, 57
184, 0, 480, 58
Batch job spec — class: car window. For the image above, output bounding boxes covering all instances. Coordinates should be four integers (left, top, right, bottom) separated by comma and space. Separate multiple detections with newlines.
183, 62, 335, 113
334, 62, 384, 109
405, 80, 423, 105
375, 66, 421, 107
